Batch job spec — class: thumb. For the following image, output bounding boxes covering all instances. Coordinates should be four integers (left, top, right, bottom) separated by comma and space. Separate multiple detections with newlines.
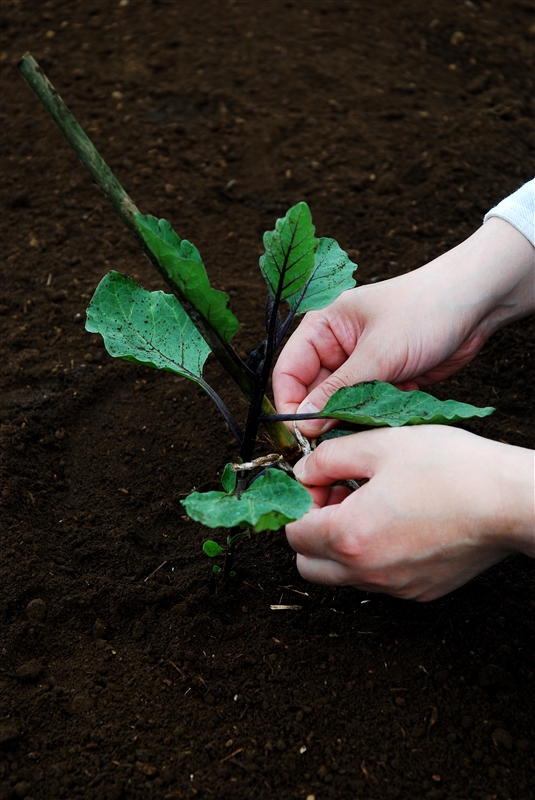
295, 362, 372, 436
293, 430, 380, 486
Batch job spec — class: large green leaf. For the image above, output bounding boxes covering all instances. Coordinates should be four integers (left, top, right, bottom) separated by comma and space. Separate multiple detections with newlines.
135, 214, 240, 342
288, 237, 357, 314
85, 271, 211, 383
259, 202, 318, 304
317, 381, 495, 426
259, 203, 356, 315
182, 468, 313, 532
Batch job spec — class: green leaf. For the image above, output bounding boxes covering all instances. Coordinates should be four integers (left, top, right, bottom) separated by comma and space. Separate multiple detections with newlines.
259, 203, 356, 315
182, 469, 313, 532
85, 271, 211, 383
259, 202, 318, 304
203, 540, 225, 557
288, 237, 357, 314
318, 381, 495, 427
212, 565, 221, 575
221, 463, 237, 493
135, 214, 240, 342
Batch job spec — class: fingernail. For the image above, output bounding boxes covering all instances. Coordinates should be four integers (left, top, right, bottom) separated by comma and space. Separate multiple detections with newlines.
297, 400, 329, 434
292, 453, 310, 483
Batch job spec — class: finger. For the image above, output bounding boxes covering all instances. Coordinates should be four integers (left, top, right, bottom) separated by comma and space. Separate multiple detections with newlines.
294, 554, 357, 585
292, 364, 363, 436
273, 364, 332, 419
295, 554, 391, 593
394, 380, 421, 392
302, 486, 332, 507
302, 483, 352, 508
273, 313, 352, 417
324, 484, 352, 506
293, 430, 386, 486
292, 344, 397, 436
286, 499, 360, 562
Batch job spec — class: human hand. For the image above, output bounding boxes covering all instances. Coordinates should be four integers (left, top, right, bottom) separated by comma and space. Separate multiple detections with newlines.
273, 218, 535, 436
286, 426, 534, 601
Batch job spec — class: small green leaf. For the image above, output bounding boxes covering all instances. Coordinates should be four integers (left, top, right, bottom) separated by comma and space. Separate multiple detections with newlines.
182, 469, 313, 532
135, 214, 240, 342
259, 204, 356, 315
203, 540, 225, 557
221, 463, 237, 493
318, 381, 495, 427
288, 237, 357, 314
212, 565, 221, 575
259, 202, 318, 304
86, 271, 211, 383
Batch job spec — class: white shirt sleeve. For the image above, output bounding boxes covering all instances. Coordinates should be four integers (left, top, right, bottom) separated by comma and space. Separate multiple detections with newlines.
484, 179, 535, 247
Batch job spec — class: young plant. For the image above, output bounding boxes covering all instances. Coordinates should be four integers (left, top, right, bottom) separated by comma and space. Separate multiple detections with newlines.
19, 55, 495, 582
84, 200, 358, 579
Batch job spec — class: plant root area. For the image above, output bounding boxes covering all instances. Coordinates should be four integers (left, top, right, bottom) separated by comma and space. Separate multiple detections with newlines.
1, 2, 534, 799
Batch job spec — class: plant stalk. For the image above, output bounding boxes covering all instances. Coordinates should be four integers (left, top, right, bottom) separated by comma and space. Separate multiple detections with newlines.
18, 52, 298, 457
223, 541, 236, 582
240, 230, 297, 462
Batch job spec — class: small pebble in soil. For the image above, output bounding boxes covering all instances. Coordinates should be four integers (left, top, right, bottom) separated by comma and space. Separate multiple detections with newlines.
14, 781, 32, 799
136, 761, 158, 778
71, 694, 93, 713
26, 598, 46, 623
15, 660, 43, 682
492, 728, 513, 750
92, 620, 107, 638
132, 620, 146, 640
0, 724, 20, 746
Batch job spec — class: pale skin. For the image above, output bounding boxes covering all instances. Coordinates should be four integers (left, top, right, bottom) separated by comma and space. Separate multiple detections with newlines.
273, 217, 535, 601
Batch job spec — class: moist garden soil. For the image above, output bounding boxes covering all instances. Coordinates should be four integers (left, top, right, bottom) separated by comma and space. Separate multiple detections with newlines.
1, 1, 534, 799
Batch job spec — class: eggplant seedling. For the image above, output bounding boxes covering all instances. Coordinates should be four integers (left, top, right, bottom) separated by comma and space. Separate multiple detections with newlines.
19, 54, 495, 583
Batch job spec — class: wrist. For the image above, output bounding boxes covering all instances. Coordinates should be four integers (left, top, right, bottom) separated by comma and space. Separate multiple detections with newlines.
489, 441, 535, 558
423, 217, 535, 342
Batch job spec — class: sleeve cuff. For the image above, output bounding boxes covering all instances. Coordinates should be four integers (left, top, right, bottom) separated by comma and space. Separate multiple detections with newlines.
484, 179, 535, 247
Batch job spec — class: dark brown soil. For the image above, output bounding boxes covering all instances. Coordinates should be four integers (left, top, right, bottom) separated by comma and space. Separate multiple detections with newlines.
1, 1, 534, 799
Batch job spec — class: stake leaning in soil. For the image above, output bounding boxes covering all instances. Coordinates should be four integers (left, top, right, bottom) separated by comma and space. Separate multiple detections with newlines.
17, 52, 297, 458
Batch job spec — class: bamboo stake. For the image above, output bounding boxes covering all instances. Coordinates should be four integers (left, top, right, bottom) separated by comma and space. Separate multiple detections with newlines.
18, 53, 297, 456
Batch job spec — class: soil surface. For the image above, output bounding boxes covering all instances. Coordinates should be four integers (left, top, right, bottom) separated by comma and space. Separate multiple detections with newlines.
1, 1, 534, 799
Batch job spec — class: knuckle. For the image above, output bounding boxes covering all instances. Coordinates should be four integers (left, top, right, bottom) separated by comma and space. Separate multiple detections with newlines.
310, 439, 337, 475
331, 531, 361, 564
320, 371, 352, 397
327, 514, 365, 564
